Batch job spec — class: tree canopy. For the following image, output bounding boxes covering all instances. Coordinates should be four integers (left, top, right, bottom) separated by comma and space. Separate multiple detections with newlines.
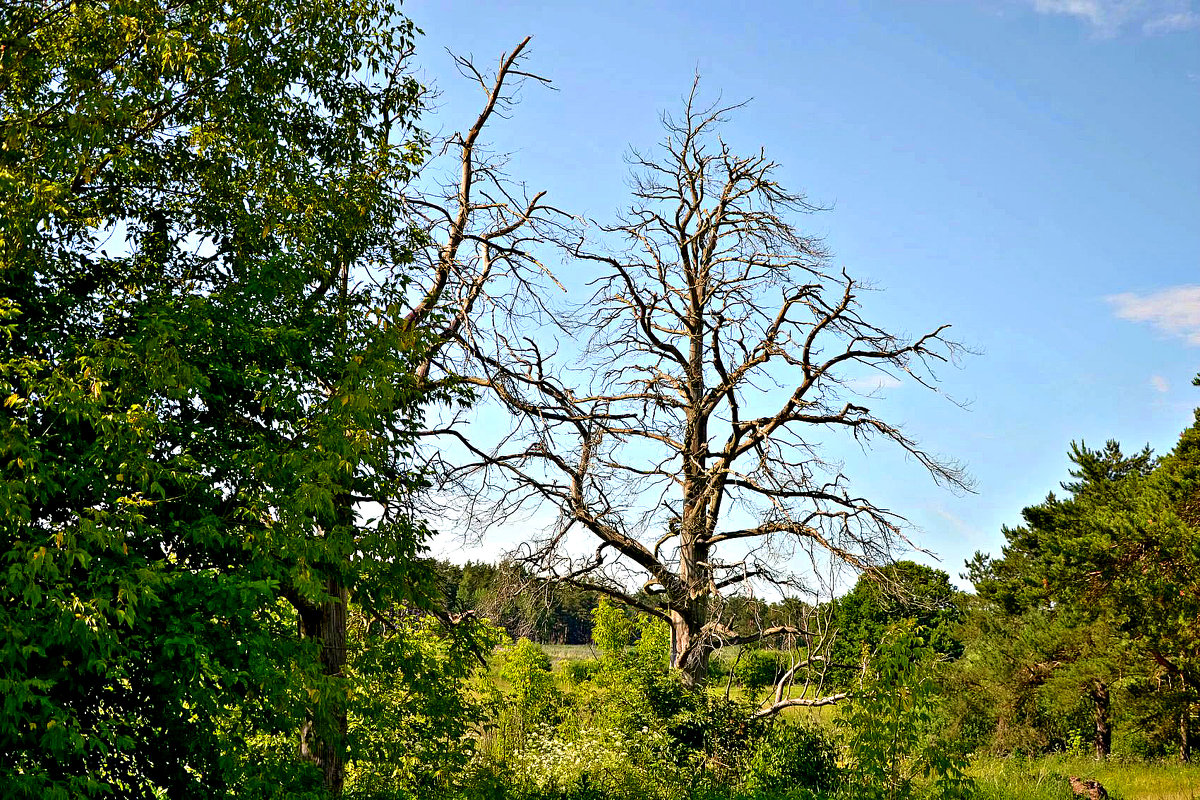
829, 561, 964, 686
1, 0, 440, 795
962, 421, 1200, 759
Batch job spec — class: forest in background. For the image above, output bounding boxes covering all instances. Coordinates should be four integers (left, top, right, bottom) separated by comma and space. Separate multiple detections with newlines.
3, 1, 1198, 798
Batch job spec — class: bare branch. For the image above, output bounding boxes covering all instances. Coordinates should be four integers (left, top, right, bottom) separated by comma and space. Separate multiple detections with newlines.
420, 75, 970, 688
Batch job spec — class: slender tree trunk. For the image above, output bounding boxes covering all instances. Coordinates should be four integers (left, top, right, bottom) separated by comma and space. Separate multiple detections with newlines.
298, 577, 349, 794
1091, 680, 1111, 759
1182, 707, 1192, 763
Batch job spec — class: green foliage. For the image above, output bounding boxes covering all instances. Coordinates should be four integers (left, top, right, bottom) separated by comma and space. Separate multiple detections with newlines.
740, 723, 840, 799
507, 722, 681, 800
560, 658, 604, 686
591, 597, 636, 659
633, 613, 671, 669
735, 649, 786, 693
942, 604, 1098, 756
0, 0, 437, 795
837, 622, 973, 800
501, 638, 560, 722
830, 562, 964, 687
343, 613, 503, 799
435, 560, 601, 644
961, 432, 1200, 759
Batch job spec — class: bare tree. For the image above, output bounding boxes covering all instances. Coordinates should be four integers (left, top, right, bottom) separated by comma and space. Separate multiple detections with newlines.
402, 37, 568, 372
424, 81, 971, 714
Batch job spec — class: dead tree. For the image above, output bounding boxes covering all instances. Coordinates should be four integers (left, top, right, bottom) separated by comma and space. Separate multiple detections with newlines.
424, 80, 971, 713
402, 37, 568, 369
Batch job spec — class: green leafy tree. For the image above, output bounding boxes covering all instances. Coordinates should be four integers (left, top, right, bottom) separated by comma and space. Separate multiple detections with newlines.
0, 0, 436, 795
500, 637, 559, 722
343, 611, 502, 799
830, 561, 964, 686
593, 596, 637, 659
837, 622, 973, 800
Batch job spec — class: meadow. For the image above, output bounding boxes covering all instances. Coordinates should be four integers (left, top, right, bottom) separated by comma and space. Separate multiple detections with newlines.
970, 756, 1200, 800
504, 640, 1200, 800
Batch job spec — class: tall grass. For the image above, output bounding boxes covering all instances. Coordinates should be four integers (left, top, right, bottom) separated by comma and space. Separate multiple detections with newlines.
971, 755, 1200, 800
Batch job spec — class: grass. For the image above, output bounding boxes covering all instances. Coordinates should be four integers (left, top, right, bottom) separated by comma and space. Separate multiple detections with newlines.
971, 755, 1200, 800
495, 642, 1200, 800
539, 643, 596, 667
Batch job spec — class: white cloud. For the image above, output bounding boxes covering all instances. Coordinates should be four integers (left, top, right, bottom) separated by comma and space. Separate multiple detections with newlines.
931, 506, 985, 542
1034, 0, 1107, 28
1151, 374, 1171, 392
1030, 0, 1200, 35
1143, 9, 1200, 31
845, 373, 903, 394
1107, 285, 1200, 345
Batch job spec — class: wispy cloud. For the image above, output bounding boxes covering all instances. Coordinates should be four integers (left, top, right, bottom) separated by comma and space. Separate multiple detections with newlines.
845, 374, 903, 394
1144, 9, 1200, 31
1030, 0, 1200, 36
1151, 374, 1171, 393
931, 506, 985, 542
1107, 285, 1200, 345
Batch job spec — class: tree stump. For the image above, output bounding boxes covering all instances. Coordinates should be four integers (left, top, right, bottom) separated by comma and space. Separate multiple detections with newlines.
1068, 776, 1109, 800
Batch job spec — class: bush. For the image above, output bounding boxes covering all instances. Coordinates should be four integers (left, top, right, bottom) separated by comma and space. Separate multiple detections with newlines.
591, 598, 635, 658
836, 622, 974, 800
740, 722, 840, 799
501, 638, 558, 716
560, 658, 603, 686
735, 649, 784, 693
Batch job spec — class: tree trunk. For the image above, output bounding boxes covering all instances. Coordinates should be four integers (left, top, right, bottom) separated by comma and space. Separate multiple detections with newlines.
668, 599, 713, 688
1091, 680, 1111, 759
298, 577, 349, 795
1182, 707, 1192, 763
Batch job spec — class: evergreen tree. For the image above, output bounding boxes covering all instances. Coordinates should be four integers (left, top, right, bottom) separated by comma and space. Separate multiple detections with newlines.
963, 435, 1200, 758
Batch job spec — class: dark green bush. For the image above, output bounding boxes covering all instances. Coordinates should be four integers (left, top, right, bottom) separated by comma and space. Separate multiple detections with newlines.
734, 649, 784, 692
560, 658, 603, 686
665, 696, 762, 781
740, 722, 840, 798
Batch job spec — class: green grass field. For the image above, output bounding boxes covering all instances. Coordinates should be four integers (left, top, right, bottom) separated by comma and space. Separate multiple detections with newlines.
538, 643, 596, 666
970, 755, 1200, 800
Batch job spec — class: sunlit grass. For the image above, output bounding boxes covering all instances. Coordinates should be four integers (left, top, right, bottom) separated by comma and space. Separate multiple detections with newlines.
971, 755, 1200, 800
539, 643, 595, 666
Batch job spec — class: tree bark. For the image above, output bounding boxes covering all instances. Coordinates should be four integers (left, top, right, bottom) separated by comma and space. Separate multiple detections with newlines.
1182, 707, 1192, 763
669, 607, 710, 687
1091, 680, 1111, 759
298, 577, 349, 794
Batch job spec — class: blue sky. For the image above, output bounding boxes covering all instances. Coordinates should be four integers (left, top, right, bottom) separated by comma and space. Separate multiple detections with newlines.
406, 0, 1200, 589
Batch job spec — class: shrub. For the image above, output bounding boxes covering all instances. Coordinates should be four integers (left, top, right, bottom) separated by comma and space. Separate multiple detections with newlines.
740, 722, 840, 798
836, 621, 974, 800
735, 649, 784, 693
507, 722, 686, 800
591, 598, 635, 658
501, 638, 557, 714
560, 658, 603, 686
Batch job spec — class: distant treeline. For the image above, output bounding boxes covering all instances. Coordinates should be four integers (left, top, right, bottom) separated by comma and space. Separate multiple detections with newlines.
430, 560, 599, 644
428, 558, 963, 667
